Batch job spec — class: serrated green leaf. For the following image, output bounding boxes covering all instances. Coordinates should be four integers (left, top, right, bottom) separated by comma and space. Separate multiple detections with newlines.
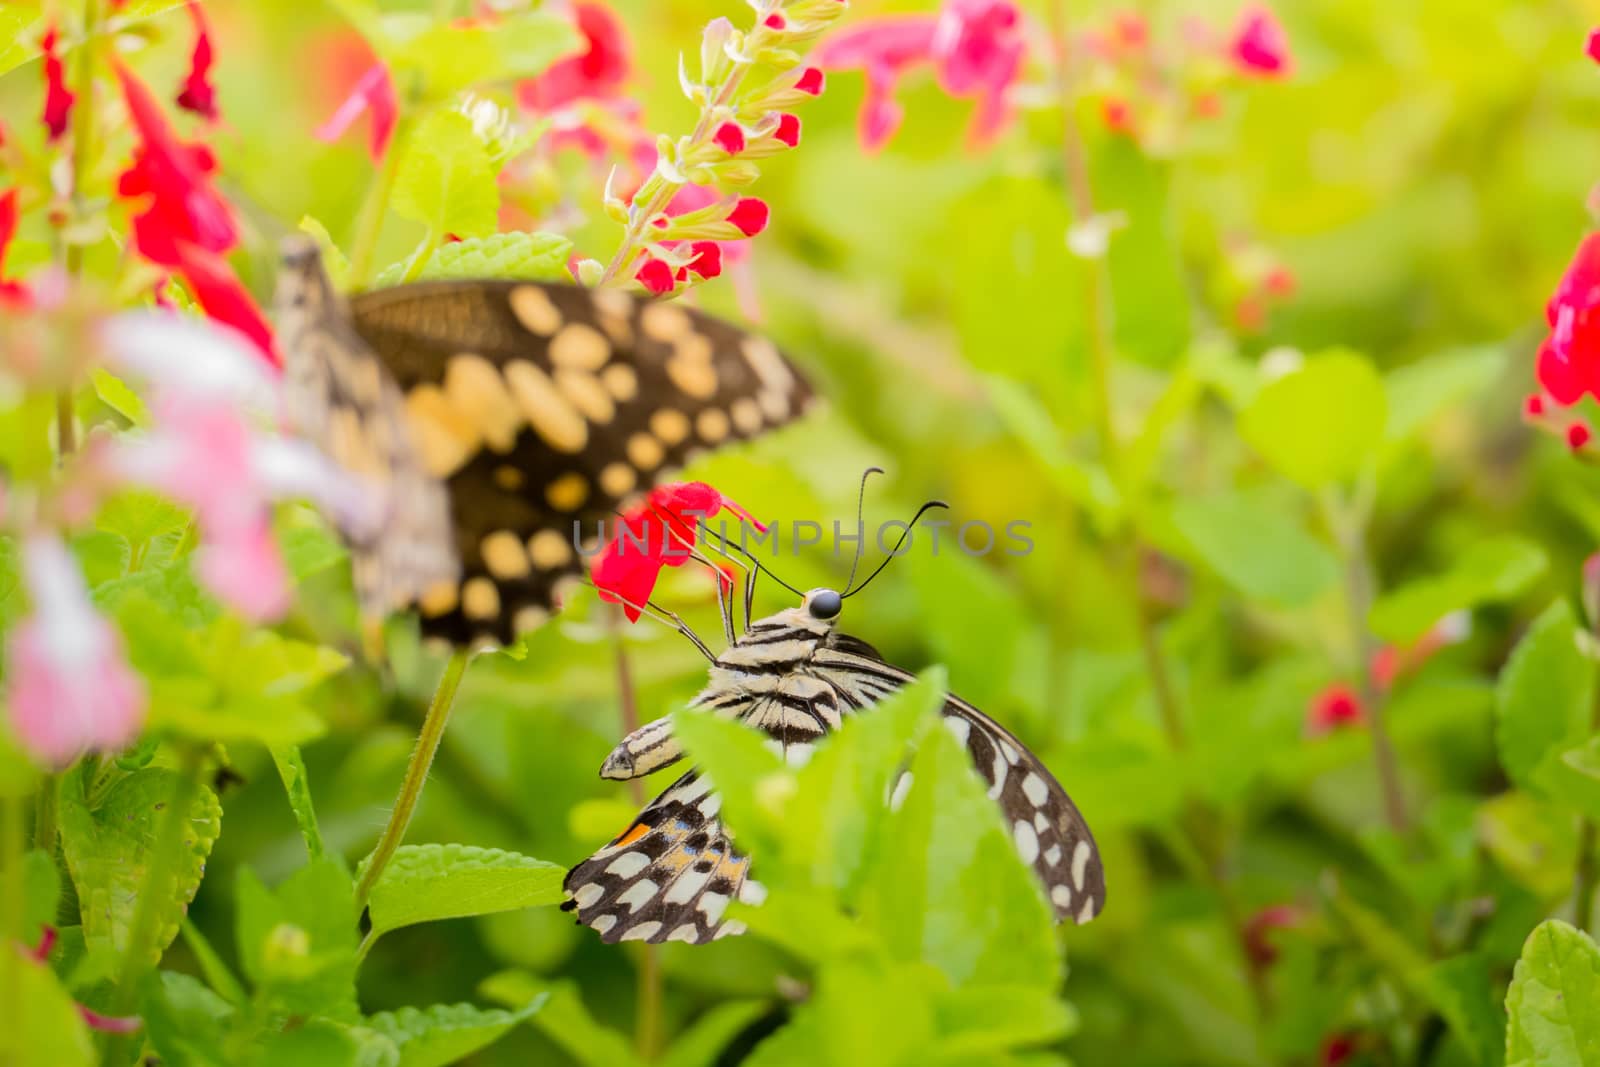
859, 719, 1059, 989
1494, 601, 1594, 799
270, 745, 325, 861
1171, 490, 1339, 608
391, 111, 498, 238
58, 765, 220, 968
364, 844, 565, 942
480, 973, 640, 1067
1240, 349, 1387, 488
373, 231, 573, 287
365, 999, 547, 1067
1371, 536, 1547, 645
236, 858, 359, 1022
1506, 920, 1600, 1067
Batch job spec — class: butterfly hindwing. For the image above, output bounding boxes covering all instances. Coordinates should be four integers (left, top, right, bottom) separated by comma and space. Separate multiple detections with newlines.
560, 771, 764, 944
274, 240, 815, 646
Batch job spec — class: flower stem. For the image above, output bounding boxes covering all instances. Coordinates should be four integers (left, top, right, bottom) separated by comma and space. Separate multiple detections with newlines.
1575, 617, 1600, 932
355, 648, 471, 908
348, 119, 409, 288
609, 607, 662, 1059
57, 0, 101, 455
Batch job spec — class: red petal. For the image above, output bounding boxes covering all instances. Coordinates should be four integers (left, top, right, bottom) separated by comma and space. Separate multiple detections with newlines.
726, 197, 769, 237
712, 121, 746, 154
1231, 5, 1293, 78
174, 1, 218, 119
519, 1, 632, 110
315, 63, 398, 162
1587, 28, 1600, 64
170, 243, 280, 367
40, 24, 75, 141
1571, 421, 1593, 450
634, 256, 674, 294
773, 113, 801, 148
795, 67, 825, 95
686, 241, 722, 279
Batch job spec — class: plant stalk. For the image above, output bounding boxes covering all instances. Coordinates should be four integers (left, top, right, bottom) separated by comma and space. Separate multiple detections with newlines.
348, 116, 409, 287
355, 648, 471, 907
610, 608, 662, 1059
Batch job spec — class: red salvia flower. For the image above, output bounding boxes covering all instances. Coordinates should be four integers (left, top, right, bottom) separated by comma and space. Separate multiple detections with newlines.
686, 240, 722, 280
1525, 393, 1546, 418
519, 2, 632, 111
1538, 233, 1600, 406
773, 113, 801, 148
40, 24, 75, 141
1587, 28, 1600, 64
712, 121, 747, 154
1571, 421, 1593, 450
592, 482, 759, 621
174, 0, 219, 119
0, 189, 31, 308
316, 62, 399, 161
634, 256, 675, 295
795, 67, 825, 95
727, 197, 770, 237
1230, 5, 1292, 78
1306, 682, 1364, 736
169, 240, 276, 362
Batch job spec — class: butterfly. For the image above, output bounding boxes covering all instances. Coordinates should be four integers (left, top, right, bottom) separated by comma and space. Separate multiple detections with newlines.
272, 237, 814, 647
562, 584, 1106, 944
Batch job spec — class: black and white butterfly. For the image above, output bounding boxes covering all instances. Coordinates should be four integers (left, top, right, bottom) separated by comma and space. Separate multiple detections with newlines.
272, 238, 813, 648
562, 581, 1106, 944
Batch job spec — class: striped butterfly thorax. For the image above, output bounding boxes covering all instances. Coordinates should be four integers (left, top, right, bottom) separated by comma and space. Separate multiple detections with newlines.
272, 238, 815, 647
562, 588, 1105, 945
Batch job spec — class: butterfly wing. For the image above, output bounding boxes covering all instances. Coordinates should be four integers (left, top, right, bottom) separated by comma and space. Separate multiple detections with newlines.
275, 240, 815, 646
560, 770, 765, 944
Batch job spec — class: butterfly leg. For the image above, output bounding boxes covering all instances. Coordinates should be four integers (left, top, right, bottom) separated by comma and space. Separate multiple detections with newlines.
583, 581, 718, 663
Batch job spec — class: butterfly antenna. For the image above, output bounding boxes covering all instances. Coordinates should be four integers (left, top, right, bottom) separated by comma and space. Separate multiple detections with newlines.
841, 466, 884, 596
842, 499, 949, 600
652, 505, 806, 600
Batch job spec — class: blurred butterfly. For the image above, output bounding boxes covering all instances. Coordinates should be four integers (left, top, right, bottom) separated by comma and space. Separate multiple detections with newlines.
272, 238, 814, 648
562, 527, 1106, 944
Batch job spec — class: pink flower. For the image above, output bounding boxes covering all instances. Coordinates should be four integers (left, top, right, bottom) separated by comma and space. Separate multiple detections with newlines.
40, 24, 74, 141
1230, 5, 1292, 78
1538, 233, 1600, 406
6, 534, 145, 767
519, 2, 632, 111
1306, 683, 1364, 736
815, 0, 1024, 153
1587, 29, 1600, 64
592, 483, 757, 621
315, 62, 399, 161
174, 0, 218, 120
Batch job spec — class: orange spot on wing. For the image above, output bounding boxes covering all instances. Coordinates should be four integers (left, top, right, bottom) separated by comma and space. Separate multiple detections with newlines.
612, 821, 651, 848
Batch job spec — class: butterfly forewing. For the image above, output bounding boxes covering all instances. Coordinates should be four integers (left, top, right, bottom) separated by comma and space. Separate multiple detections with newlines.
274, 240, 814, 646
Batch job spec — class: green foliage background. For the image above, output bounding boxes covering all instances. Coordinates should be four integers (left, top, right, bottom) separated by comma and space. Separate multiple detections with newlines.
8, 0, 1600, 1064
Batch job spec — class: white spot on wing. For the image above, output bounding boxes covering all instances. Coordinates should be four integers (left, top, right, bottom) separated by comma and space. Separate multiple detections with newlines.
889, 771, 913, 812
697, 891, 730, 923
668, 923, 700, 943
591, 913, 616, 935
617, 879, 660, 912
1001, 741, 1020, 765
573, 883, 604, 909
738, 879, 767, 905
1071, 840, 1091, 890
1033, 811, 1049, 832
988, 747, 1007, 799
714, 919, 747, 939
663, 868, 711, 905
944, 715, 971, 747
1013, 820, 1040, 865
1051, 884, 1073, 910
1077, 897, 1096, 924
621, 920, 661, 942
1021, 772, 1049, 807
1044, 844, 1062, 866
605, 852, 649, 878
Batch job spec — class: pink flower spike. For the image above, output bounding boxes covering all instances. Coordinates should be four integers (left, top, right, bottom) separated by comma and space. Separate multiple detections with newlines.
1231, 5, 1293, 79
40, 24, 75, 142
773, 113, 801, 148
6, 534, 145, 768
712, 121, 746, 154
1587, 28, 1600, 64
174, 0, 218, 120
635, 256, 674, 294
727, 197, 769, 237
315, 62, 398, 161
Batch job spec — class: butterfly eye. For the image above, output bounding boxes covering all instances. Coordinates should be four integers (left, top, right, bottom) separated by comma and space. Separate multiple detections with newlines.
807, 589, 842, 620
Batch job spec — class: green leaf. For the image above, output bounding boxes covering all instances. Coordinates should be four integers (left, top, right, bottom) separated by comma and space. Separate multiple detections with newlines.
22, 848, 61, 945
1506, 920, 1600, 1067
391, 111, 498, 239
270, 745, 326, 861
1239, 349, 1387, 488
373, 231, 574, 287
389, 13, 577, 100
141, 970, 235, 1067
1094, 138, 1191, 368
670, 708, 789, 858
365, 999, 547, 1067
92, 368, 151, 426
298, 217, 353, 290
859, 719, 1059, 989
6, 957, 96, 1066
1370, 536, 1547, 645
96, 491, 187, 559
58, 765, 221, 967
745, 958, 939, 1067
364, 844, 565, 942
1495, 600, 1596, 799
931, 985, 1078, 1058
236, 858, 360, 1021
657, 1001, 772, 1067
1383, 345, 1501, 446
480, 973, 640, 1067
1543, 737, 1600, 821
1171, 490, 1340, 608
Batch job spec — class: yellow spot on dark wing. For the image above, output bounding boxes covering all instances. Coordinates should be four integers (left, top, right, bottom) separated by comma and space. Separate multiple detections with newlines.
444, 353, 521, 452
554, 368, 615, 424
528, 529, 573, 569
666, 349, 719, 399
590, 288, 635, 344
493, 464, 525, 490
481, 530, 530, 579
509, 285, 563, 336
504, 359, 588, 453
626, 432, 665, 471
731, 397, 762, 434
462, 577, 501, 620
549, 322, 612, 371
649, 409, 690, 446
404, 384, 479, 477
695, 409, 730, 444
545, 471, 589, 512
514, 605, 550, 634
599, 462, 637, 497
640, 303, 691, 343
600, 363, 638, 402
741, 335, 793, 391
418, 579, 460, 617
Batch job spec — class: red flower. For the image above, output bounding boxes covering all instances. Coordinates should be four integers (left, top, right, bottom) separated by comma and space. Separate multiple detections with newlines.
519, 2, 631, 111
764, 12, 786, 30
1101, 97, 1134, 135
1242, 904, 1300, 967
1230, 5, 1292, 78
168, 240, 276, 361
1571, 421, 1593, 450
814, 0, 1023, 153
686, 241, 722, 280
713, 121, 746, 154
772, 113, 801, 148
315, 62, 399, 162
0, 189, 30, 308
1525, 393, 1546, 418
1588, 29, 1600, 64
592, 482, 759, 621
1264, 265, 1296, 296
727, 197, 769, 237
40, 24, 75, 141
795, 67, 826, 95
1539, 233, 1600, 405
1306, 683, 1364, 736
634, 256, 674, 295
174, 0, 218, 120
